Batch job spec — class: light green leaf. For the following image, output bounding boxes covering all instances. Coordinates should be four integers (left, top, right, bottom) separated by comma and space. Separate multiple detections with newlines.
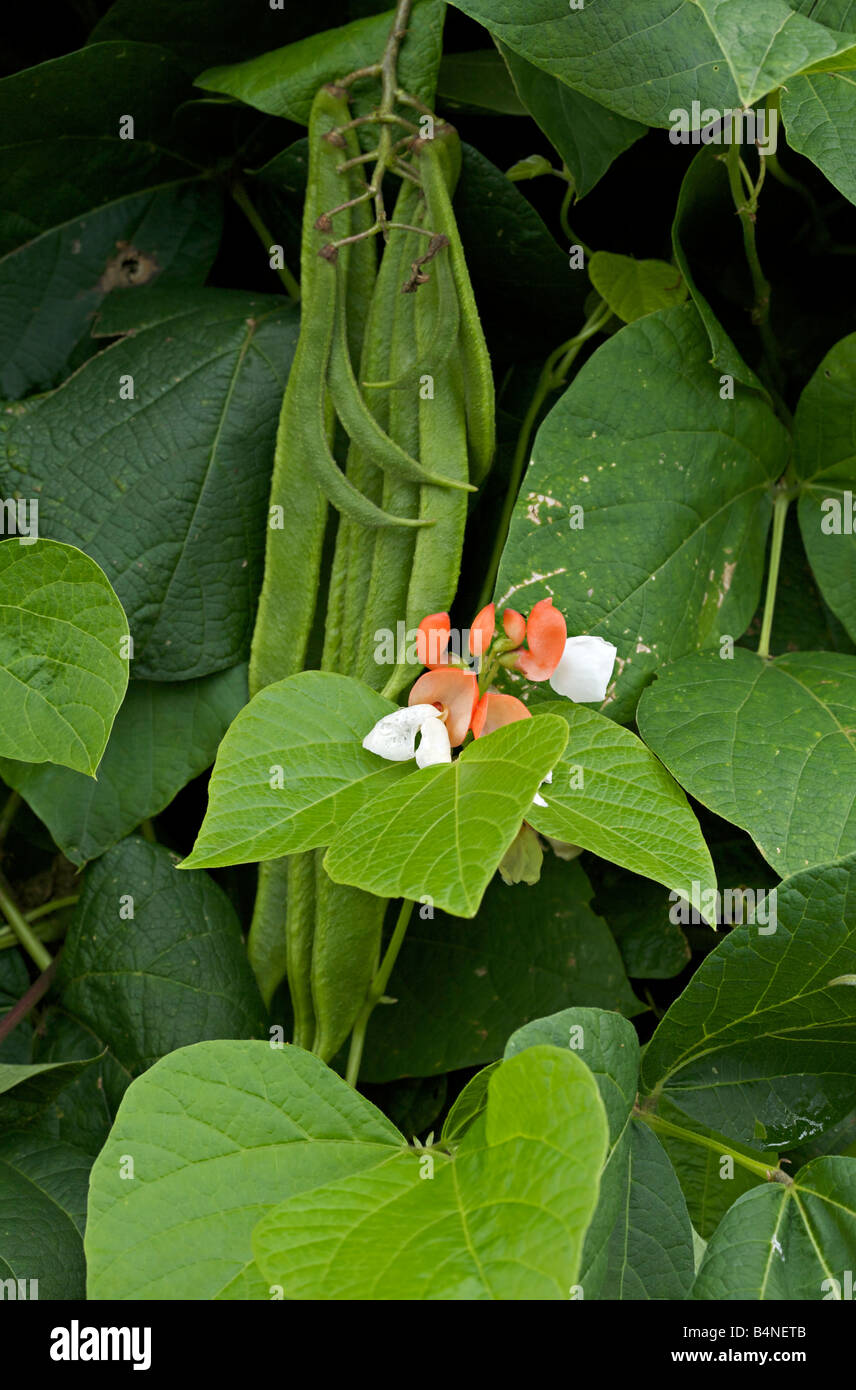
782, 72, 856, 207
358, 858, 641, 1082
183, 672, 410, 870
505, 1006, 639, 1140
637, 648, 856, 877
324, 714, 569, 917
0, 665, 246, 866
440, 1063, 501, 1143
641, 855, 856, 1148
252, 1046, 608, 1300
692, 1157, 856, 1299
602, 1120, 695, 1300
0, 539, 128, 775
526, 700, 716, 904
448, 0, 856, 125
59, 837, 266, 1072
504, 1005, 642, 1300
588, 251, 687, 323
84, 1041, 406, 1299
2, 291, 298, 680
498, 44, 644, 197
496, 305, 788, 722
197, 1, 445, 123
793, 333, 856, 642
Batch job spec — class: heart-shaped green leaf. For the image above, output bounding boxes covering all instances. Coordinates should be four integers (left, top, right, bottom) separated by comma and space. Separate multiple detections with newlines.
642, 855, 856, 1147
0, 664, 246, 866
526, 701, 716, 904
324, 714, 569, 917
602, 1120, 695, 1301
0, 1126, 91, 1298
497, 44, 644, 198
588, 251, 687, 323
504, 1006, 693, 1300
196, 1, 445, 123
794, 333, 856, 642
448, 0, 856, 124
495, 306, 788, 722
637, 648, 856, 877
183, 672, 413, 869
2, 291, 298, 680
252, 1045, 608, 1300
692, 1157, 856, 1299
0, 539, 128, 775
59, 838, 266, 1072
782, 73, 856, 208
85, 1041, 406, 1299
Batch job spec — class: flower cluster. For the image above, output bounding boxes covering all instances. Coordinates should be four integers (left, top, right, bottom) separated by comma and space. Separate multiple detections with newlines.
363, 599, 617, 768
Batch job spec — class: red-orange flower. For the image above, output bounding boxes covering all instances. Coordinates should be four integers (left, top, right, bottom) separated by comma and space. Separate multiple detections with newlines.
514, 597, 567, 681
502, 608, 526, 645
416, 611, 451, 668
469, 603, 495, 663
409, 667, 478, 746
471, 691, 530, 739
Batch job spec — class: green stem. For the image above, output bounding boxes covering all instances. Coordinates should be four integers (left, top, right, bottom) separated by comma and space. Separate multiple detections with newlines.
231, 180, 301, 302
0, 871, 52, 972
138, 818, 157, 844
0, 790, 21, 849
346, 898, 414, 1087
637, 1109, 792, 1185
17, 894, 78, 926
757, 486, 792, 659
476, 300, 612, 613
725, 142, 781, 391
0, 915, 67, 952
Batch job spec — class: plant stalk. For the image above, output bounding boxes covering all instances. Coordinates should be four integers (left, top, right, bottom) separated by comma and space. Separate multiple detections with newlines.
637, 1108, 792, 1185
757, 486, 792, 659
231, 180, 301, 301
0, 870, 52, 972
345, 897, 414, 1087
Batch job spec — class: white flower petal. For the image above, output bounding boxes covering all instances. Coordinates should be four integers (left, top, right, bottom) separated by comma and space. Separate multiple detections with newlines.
532, 768, 553, 808
549, 635, 617, 703
415, 717, 452, 769
362, 704, 441, 762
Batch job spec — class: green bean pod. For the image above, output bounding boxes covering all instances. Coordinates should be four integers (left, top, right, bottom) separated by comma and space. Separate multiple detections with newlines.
355, 227, 427, 684
248, 85, 372, 1008
416, 123, 495, 485
328, 261, 472, 493
310, 857, 386, 1063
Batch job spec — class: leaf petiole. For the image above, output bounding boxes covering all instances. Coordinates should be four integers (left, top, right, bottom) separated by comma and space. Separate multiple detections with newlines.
636, 1108, 792, 1185
345, 897, 414, 1087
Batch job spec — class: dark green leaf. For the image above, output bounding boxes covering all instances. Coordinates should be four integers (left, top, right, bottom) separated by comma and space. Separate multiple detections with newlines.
58, 837, 266, 1072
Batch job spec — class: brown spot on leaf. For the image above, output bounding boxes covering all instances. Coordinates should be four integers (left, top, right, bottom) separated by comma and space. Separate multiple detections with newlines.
97, 241, 160, 293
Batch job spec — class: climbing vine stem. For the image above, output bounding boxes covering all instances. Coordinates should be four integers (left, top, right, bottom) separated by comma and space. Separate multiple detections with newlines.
757, 485, 793, 659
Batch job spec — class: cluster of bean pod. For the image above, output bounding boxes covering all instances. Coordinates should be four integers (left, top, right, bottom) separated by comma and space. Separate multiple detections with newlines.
247, 83, 494, 1061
